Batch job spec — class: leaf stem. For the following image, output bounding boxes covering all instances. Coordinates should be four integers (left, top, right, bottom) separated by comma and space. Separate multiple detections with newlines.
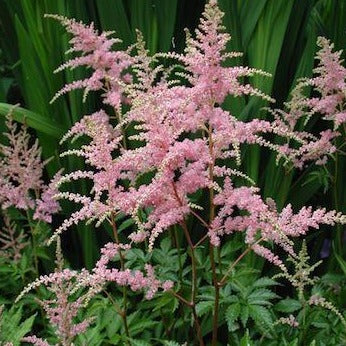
171, 182, 204, 346
218, 237, 264, 287
110, 212, 130, 342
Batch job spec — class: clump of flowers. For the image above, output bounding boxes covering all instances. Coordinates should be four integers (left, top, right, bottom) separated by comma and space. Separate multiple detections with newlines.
0, 213, 28, 263
0, 111, 60, 222
18, 238, 172, 345
270, 36, 346, 168
0, 114, 44, 211
12, 0, 346, 345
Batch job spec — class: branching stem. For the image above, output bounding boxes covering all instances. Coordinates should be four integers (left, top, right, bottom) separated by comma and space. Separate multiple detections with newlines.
110, 212, 130, 343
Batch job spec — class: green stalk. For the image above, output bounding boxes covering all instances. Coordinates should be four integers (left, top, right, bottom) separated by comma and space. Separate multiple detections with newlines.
110, 212, 130, 343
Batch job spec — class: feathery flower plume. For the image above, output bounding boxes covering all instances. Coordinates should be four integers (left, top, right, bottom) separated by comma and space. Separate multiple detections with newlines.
0, 115, 44, 210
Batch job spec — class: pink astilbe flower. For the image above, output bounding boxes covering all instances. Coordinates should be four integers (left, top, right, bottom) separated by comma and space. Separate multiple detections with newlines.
49, 0, 345, 281
308, 294, 346, 326
0, 214, 28, 262
0, 114, 61, 225
275, 314, 299, 328
176, 0, 273, 105
90, 242, 173, 299
46, 14, 133, 109
306, 37, 346, 127
285, 37, 345, 129
50, 1, 280, 249
15, 3, 346, 344
22, 336, 50, 346
209, 177, 346, 266
16, 262, 93, 345
270, 37, 346, 168
0, 116, 44, 210
34, 171, 62, 223
17, 241, 172, 343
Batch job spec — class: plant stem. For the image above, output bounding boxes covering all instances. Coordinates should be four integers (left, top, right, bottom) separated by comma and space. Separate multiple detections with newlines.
193, 233, 209, 249
170, 290, 193, 307
172, 226, 183, 282
110, 212, 130, 342
105, 290, 131, 346
181, 221, 198, 302
207, 123, 220, 346
170, 289, 204, 346
218, 237, 264, 287
190, 209, 210, 229
210, 244, 220, 346
192, 305, 205, 346
171, 182, 204, 346
181, 220, 205, 346
26, 210, 39, 276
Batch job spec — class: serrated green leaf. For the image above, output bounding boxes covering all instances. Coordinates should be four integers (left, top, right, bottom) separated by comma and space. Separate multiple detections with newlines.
221, 295, 239, 305
0, 307, 35, 343
128, 339, 152, 346
196, 300, 214, 317
160, 237, 172, 253
253, 277, 278, 288
129, 320, 157, 337
240, 305, 249, 327
163, 342, 181, 346
249, 305, 273, 331
248, 288, 279, 305
275, 298, 302, 313
152, 293, 178, 312
220, 241, 243, 257
225, 303, 241, 331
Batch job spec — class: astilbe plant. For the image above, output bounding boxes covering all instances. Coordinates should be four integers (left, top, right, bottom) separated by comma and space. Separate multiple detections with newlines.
0, 214, 28, 263
16, 1, 346, 345
272, 241, 346, 344
0, 114, 44, 211
0, 110, 61, 296
0, 110, 61, 219
270, 36, 346, 168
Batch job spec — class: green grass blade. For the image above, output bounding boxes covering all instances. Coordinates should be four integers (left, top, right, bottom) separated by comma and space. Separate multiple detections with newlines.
96, 0, 134, 48
0, 103, 64, 138
153, 0, 178, 52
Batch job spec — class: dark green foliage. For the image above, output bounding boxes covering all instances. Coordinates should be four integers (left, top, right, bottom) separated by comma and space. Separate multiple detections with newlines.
0, 306, 36, 345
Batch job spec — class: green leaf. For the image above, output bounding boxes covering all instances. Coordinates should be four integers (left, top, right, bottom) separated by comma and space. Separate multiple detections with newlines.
220, 240, 243, 257
249, 305, 273, 331
334, 250, 346, 276
129, 340, 152, 346
222, 295, 239, 305
152, 293, 178, 313
163, 341, 181, 346
0, 103, 64, 138
248, 288, 279, 305
253, 277, 278, 288
240, 329, 254, 346
225, 303, 241, 331
240, 305, 249, 327
129, 319, 157, 337
239, 0, 268, 48
160, 237, 172, 253
118, 218, 135, 233
196, 300, 214, 317
96, 0, 133, 49
275, 298, 302, 313
0, 78, 13, 102
0, 307, 35, 344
